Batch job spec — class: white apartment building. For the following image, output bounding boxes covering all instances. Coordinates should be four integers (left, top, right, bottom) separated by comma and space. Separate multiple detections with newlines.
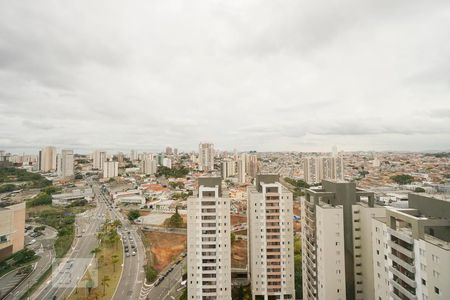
140, 158, 157, 175
187, 177, 231, 300
103, 160, 118, 179
199, 143, 214, 172
58, 149, 74, 178
39, 146, 57, 172
303, 156, 344, 184
248, 174, 295, 300
372, 194, 450, 300
302, 180, 383, 300
92, 150, 106, 170
221, 159, 236, 179
163, 157, 172, 169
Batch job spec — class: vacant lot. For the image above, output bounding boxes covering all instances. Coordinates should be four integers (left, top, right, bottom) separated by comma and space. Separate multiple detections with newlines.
231, 239, 247, 269
231, 214, 246, 226
144, 232, 186, 272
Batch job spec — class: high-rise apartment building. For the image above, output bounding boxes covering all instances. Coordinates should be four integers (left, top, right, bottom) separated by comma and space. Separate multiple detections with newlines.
130, 149, 137, 161
165, 147, 173, 155
103, 160, 118, 179
140, 158, 157, 175
92, 150, 106, 170
163, 157, 172, 169
199, 143, 214, 172
58, 149, 74, 178
302, 180, 383, 300
221, 159, 236, 179
0, 203, 26, 261
39, 146, 57, 172
248, 174, 295, 300
372, 194, 450, 300
187, 177, 231, 300
237, 157, 246, 184
247, 154, 259, 178
303, 156, 344, 184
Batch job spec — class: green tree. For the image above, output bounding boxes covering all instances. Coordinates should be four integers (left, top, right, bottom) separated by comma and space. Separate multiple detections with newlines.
127, 210, 140, 221
294, 236, 302, 299
165, 207, 184, 228
390, 174, 414, 185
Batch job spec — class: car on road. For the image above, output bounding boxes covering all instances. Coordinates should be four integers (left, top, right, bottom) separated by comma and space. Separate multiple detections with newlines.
125, 252, 130, 257
132, 251, 136, 256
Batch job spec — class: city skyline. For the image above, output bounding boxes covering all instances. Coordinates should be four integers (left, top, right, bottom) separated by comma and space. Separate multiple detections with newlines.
1, 1, 450, 152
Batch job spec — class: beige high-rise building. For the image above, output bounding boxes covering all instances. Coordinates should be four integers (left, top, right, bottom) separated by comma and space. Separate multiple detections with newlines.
303, 156, 344, 184
39, 146, 57, 172
237, 156, 246, 184
92, 150, 106, 170
0, 203, 26, 261
187, 177, 231, 300
302, 180, 383, 300
221, 158, 236, 179
248, 174, 295, 300
247, 154, 259, 178
198, 143, 214, 172
140, 158, 157, 175
58, 149, 74, 178
103, 160, 118, 179
372, 194, 450, 300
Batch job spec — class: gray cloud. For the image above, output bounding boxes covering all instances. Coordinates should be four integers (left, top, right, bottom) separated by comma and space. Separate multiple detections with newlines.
1, 0, 450, 153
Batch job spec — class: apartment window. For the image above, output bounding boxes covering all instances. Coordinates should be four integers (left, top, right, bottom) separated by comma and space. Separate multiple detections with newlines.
422, 278, 426, 286
434, 287, 440, 295
376, 250, 379, 255
433, 270, 440, 279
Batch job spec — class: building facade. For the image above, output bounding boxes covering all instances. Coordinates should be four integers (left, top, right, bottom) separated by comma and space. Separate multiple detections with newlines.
39, 146, 57, 172
93, 150, 106, 170
372, 194, 450, 300
248, 174, 295, 300
199, 143, 214, 172
302, 180, 383, 300
103, 160, 118, 179
187, 177, 231, 300
303, 156, 344, 184
0, 203, 26, 261
59, 149, 74, 178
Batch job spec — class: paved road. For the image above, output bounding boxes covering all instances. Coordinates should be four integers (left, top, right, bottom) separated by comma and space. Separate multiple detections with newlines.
32, 195, 106, 300
95, 185, 146, 300
142, 258, 186, 300
2, 225, 57, 300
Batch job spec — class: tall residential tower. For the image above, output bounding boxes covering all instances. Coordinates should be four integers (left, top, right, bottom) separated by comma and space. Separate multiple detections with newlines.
187, 177, 231, 300
248, 174, 295, 300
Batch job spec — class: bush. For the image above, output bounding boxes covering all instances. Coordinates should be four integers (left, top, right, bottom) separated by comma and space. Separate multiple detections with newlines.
0, 183, 19, 193
157, 166, 190, 178
127, 210, 140, 221
391, 174, 414, 185
164, 207, 184, 228
27, 192, 52, 207
145, 265, 158, 283
414, 187, 425, 193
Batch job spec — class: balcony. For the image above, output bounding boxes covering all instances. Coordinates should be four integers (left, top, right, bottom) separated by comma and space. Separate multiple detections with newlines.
388, 240, 414, 258
390, 291, 403, 300
389, 266, 416, 288
388, 253, 415, 273
390, 280, 417, 300
388, 227, 413, 244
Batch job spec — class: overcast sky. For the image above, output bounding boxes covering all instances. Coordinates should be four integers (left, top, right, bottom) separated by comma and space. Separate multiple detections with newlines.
1, 1, 450, 154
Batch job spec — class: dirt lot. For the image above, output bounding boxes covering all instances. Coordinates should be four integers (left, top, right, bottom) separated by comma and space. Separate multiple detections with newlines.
144, 232, 186, 272
231, 239, 247, 268
231, 214, 246, 226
